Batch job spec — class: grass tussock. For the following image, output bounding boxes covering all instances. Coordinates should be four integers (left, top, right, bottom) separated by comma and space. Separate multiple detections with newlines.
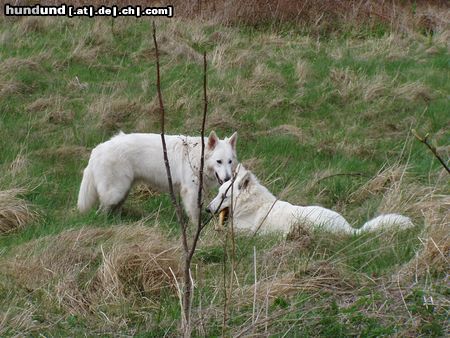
396, 221, 449, 283
32, 145, 90, 161
0, 57, 40, 75
349, 163, 449, 226
258, 124, 305, 142
2, 224, 181, 313
0, 188, 36, 234
0, 80, 27, 98
330, 67, 435, 104
27, 96, 75, 125
88, 95, 156, 131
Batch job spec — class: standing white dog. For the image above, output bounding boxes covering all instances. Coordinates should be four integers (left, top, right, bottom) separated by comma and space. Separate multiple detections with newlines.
207, 165, 413, 235
78, 131, 238, 223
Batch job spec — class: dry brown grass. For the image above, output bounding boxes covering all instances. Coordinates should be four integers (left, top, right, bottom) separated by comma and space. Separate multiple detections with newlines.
0, 188, 36, 234
0, 57, 40, 75
393, 81, 434, 102
330, 67, 392, 102
396, 221, 449, 284
26, 96, 75, 124
233, 260, 356, 309
257, 124, 305, 142
185, 106, 242, 134
8, 0, 450, 37
350, 163, 449, 228
330, 65, 435, 104
32, 145, 90, 162
8, 152, 29, 178
2, 224, 181, 313
251, 63, 285, 89
0, 54, 49, 97
0, 80, 27, 98
295, 60, 310, 87
16, 16, 50, 33
132, 18, 205, 66
350, 164, 409, 204
88, 95, 156, 130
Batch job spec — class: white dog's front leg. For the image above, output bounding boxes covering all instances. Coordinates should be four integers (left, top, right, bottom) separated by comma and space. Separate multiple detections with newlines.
180, 185, 201, 225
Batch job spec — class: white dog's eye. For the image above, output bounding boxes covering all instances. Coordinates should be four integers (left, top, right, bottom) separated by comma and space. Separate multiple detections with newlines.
228, 159, 232, 164
217, 160, 222, 164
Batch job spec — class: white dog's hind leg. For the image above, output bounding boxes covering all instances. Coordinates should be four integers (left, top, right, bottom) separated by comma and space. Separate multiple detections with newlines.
97, 177, 133, 214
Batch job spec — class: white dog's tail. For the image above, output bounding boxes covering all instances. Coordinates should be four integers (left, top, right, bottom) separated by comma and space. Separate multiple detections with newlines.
77, 166, 98, 213
355, 214, 413, 235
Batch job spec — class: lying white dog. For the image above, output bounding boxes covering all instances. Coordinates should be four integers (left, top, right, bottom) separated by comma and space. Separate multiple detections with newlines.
78, 131, 237, 224
207, 165, 413, 235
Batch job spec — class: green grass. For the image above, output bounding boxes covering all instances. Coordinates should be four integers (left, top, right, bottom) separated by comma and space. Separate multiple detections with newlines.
0, 16, 449, 336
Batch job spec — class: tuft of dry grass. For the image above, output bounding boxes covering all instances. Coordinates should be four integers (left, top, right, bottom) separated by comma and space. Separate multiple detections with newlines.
257, 124, 305, 142
233, 260, 356, 309
0, 188, 36, 234
349, 163, 449, 228
330, 67, 391, 102
49, 145, 90, 159
0, 80, 27, 98
0, 57, 40, 75
8, 151, 29, 178
2, 224, 181, 314
251, 63, 285, 89
395, 221, 449, 284
70, 43, 101, 66
88, 95, 156, 131
26, 96, 74, 125
295, 60, 310, 87
349, 164, 408, 204
331, 66, 434, 104
185, 106, 242, 134
16, 16, 50, 33
393, 81, 434, 102
132, 19, 205, 65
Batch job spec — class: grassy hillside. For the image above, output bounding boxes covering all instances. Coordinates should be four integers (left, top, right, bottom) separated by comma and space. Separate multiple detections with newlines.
0, 13, 449, 336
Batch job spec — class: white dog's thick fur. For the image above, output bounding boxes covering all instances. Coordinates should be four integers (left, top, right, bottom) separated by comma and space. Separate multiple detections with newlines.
207, 165, 413, 235
78, 131, 238, 223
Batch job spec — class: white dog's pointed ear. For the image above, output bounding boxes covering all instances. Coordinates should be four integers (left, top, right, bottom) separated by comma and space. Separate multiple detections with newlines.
238, 171, 251, 190
228, 132, 237, 151
207, 131, 219, 150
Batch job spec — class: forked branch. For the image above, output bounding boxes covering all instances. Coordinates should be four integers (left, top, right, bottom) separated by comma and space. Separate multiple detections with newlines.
189, 51, 208, 263
152, 22, 187, 240
152, 22, 191, 335
152, 22, 210, 338
412, 129, 450, 174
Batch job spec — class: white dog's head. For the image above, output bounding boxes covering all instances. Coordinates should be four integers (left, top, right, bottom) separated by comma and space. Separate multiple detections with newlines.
205, 131, 238, 185
206, 164, 253, 214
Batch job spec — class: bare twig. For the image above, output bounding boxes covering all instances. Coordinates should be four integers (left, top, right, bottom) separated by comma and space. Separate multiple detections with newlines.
189, 51, 208, 263
412, 129, 450, 174
153, 22, 213, 337
252, 246, 257, 326
152, 21, 187, 243
182, 52, 209, 336
153, 21, 194, 337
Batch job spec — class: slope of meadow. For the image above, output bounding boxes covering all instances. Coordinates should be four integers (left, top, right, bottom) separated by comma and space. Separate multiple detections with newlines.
0, 9, 449, 336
